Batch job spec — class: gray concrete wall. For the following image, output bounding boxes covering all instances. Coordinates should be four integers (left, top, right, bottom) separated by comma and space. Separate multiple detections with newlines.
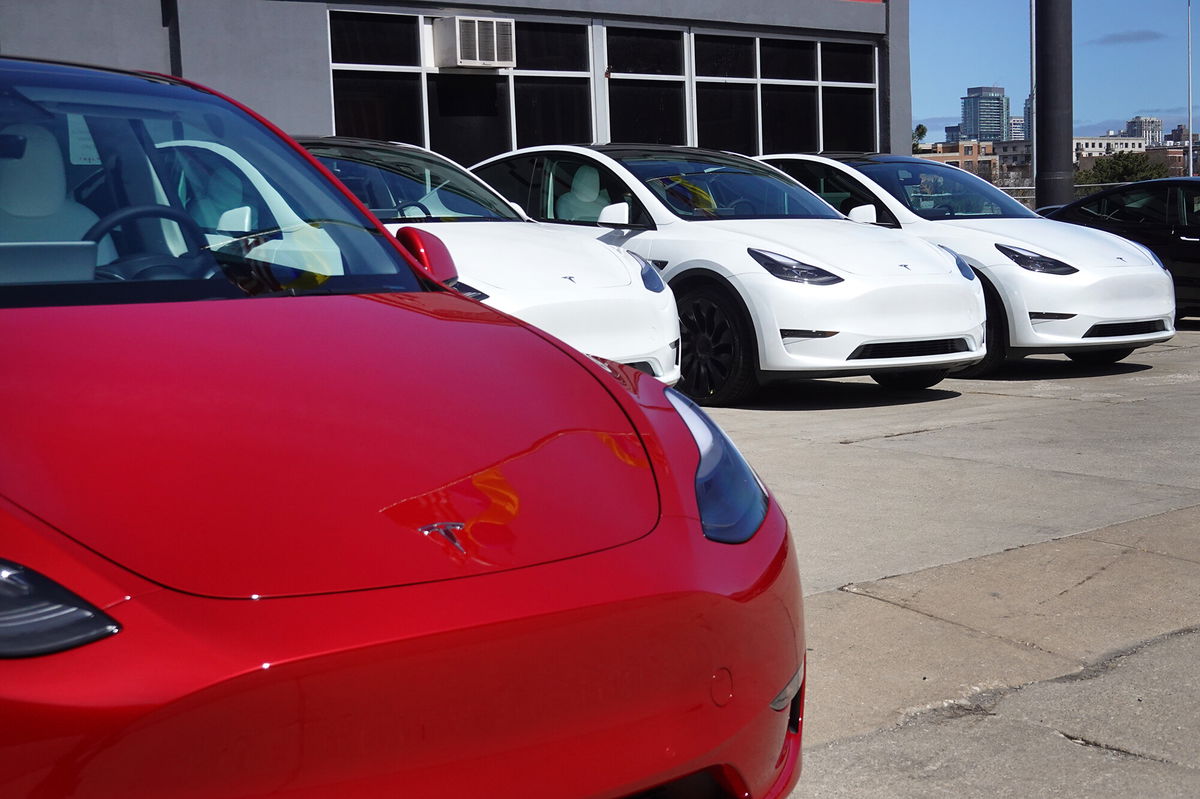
884, 0, 911, 154
0, 0, 171, 73
177, 0, 335, 135
357, 0, 888, 33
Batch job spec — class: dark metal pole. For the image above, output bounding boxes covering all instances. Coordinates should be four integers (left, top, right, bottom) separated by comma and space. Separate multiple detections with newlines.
1034, 0, 1072, 208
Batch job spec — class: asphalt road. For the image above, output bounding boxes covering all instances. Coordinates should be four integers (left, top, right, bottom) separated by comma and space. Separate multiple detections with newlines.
709, 321, 1200, 798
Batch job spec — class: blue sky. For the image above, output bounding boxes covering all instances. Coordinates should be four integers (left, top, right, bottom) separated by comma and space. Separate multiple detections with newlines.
911, 0, 1194, 139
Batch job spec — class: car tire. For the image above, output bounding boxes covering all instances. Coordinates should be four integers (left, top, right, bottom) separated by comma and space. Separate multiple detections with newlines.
870, 369, 949, 390
954, 276, 1007, 378
676, 284, 758, 406
1065, 347, 1135, 366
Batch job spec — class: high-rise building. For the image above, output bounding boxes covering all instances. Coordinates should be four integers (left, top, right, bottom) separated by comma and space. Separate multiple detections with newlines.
945, 124, 962, 143
1124, 116, 1164, 146
960, 86, 1010, 142
1008, 116, 1026, 141
1023, 95, 1033, 141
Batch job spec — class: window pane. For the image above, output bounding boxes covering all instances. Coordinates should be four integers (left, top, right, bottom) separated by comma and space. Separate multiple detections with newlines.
329, 11, 419, 66
697, 83, 757, 154
333, 71, 423, 145
609, 80, 685, 144
695, 34, 754, 78
428, 74, 511, 167
516, 22, 589, 70
607, 28, 683, 75
474, 156, 540, 215
761, 39, 816, 80
822, 42, 874, 83
761, 85, 817, 152
515, 77, 591, 147
822, 87, 875, 152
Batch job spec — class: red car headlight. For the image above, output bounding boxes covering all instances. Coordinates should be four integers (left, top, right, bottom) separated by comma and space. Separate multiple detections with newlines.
0, 559, 120, 658
665, 388, 768, 543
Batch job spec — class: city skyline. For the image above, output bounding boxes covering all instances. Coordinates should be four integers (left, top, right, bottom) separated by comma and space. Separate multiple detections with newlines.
911, 0, 1195, 141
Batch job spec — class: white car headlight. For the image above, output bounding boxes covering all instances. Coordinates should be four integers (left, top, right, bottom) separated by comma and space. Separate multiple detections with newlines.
748, 248, 843, 285
937, 245, 977, 280
628, 251, 666, 292
995, 243, 1078, 275
666, 388, 768, 544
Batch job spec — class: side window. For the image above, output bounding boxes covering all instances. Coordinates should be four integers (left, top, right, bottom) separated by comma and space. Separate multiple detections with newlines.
769, 159, 899, 227
1172, 185, 1200, 227
473, 156, 538, 216
1083, 187, 1168, 225
541, 156, 651, 226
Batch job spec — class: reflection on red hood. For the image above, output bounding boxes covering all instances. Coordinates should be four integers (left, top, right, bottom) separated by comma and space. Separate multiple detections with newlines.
0, 292, 658, 598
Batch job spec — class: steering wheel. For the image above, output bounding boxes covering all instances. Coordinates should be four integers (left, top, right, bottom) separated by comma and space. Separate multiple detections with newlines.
725, 198, 753, 217
396, 201, 432, 218
86, 205, 215, 280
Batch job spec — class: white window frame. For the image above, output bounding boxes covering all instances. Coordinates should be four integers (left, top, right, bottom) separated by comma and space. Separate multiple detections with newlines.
325, 8, 881, 155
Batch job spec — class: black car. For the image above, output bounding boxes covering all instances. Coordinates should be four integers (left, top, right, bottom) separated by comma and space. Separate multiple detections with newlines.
1043, 178, 1200, 317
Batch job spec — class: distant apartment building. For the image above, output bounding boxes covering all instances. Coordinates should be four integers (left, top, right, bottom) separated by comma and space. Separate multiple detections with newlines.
960, 86, 1009, 142
1023, 95, 1033, 140
1008, 116, 1025, 140
1167, 124, 1197, 144
1074, 135, 1146, 161
996, 139, 1032, 171
944, 124, 962, 143
919, 140, 997, 179
1124, 116, 1163, 146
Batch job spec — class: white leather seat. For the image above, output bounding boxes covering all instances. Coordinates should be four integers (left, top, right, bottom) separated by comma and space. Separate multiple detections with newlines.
556, 165, 611, 222
0, 124, 103, 245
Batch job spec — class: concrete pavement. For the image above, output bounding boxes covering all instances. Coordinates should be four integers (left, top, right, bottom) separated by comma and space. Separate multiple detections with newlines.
709, 323, 1200, 797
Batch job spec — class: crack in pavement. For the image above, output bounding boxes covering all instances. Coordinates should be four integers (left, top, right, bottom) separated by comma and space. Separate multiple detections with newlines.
1057, 733, 1177, 765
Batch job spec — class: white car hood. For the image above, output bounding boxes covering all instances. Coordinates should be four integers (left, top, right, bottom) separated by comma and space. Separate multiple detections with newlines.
936, 218, 1157, 268
383, 221, 633, 290
699, 218, 954, 276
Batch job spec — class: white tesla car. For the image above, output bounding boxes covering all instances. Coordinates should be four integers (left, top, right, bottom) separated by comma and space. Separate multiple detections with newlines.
759, 153, 1176, 374
297, 138, 680, 385
472, 145, 985, 405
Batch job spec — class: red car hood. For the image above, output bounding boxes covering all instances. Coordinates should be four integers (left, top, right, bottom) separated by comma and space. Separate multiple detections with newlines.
0, 292, 659, 598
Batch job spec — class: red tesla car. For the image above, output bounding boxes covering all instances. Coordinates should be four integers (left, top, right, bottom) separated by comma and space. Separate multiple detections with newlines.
0, 57, 805, 798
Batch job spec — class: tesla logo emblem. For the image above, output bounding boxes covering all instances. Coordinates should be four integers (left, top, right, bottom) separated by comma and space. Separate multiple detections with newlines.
419, 522, 466, 553
897, 264, 910, 270
562, 275, 577, 283
1115, 256, 1127, 262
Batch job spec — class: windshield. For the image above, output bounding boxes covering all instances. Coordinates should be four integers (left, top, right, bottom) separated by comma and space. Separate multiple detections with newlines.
616, 151, 841, 221
855, 160, 1037, 221
306, 143, 521, 223
0, 60, 421, 308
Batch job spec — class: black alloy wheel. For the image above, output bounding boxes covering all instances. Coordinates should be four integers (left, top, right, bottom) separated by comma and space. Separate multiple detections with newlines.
676, 285, 758, 406
954, 278, 1008, 378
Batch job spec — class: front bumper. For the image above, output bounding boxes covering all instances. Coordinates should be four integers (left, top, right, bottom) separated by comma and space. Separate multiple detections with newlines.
740, 272, 987, 376
492, 288, 682, 384
998, 262, 1176, 352
2, 501, 802, 799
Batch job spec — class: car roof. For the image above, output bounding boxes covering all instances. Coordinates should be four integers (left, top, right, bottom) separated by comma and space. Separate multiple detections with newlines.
0, 54, 187, 89
293, 136, 428, 153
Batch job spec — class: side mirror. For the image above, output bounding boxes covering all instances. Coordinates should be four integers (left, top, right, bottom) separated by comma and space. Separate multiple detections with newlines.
394, 226, 459, 287
847, 204, 878, 225
215, 206, 253, 233
597, 202, 631, 227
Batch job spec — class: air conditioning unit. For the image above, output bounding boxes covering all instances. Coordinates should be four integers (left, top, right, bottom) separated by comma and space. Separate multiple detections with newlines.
434, 17, 516, 68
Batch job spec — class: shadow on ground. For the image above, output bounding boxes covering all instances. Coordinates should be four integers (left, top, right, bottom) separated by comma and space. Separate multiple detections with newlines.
737, 380, 961, 412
